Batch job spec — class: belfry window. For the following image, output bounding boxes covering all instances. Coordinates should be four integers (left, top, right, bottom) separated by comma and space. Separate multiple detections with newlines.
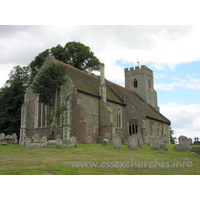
134, 79, 138, 88
117, 108, 122, 128
149, 79, 151, 89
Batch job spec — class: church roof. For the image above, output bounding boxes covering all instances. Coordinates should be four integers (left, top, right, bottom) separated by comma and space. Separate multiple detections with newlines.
54, 58, 170, 124
54, 59, 124, 105
109, 81, 171, 124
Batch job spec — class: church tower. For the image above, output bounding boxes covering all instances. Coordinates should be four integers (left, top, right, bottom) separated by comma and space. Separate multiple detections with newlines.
125, 65, 159, 112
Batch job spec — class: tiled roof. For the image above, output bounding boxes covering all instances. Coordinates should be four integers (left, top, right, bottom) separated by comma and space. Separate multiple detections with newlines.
55, 59, 124, 105
109, 81, 170, 124
55, 58, 170, 124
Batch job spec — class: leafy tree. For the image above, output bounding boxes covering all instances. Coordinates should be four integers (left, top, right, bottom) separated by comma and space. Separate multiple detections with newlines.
29, 49, 50, 83
0, 65, 30, 137
170, 126, 177, 144
31, 62, 68, 139
62, 41, 100, 73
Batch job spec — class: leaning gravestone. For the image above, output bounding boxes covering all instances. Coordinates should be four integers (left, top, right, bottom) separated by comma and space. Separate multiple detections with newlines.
129, 135, 138, 150
113, 137, 121, 149
86, 136, 93, 144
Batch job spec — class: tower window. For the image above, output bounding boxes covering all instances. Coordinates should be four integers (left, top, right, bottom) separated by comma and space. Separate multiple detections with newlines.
134, 79, 138, 88
149, 79, 151, 89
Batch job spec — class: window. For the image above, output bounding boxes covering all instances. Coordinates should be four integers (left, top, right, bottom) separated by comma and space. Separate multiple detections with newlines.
37, 96, 61, 127
134, 79, 138, 88
117, 108, 122, 128
129, 121, 138, 135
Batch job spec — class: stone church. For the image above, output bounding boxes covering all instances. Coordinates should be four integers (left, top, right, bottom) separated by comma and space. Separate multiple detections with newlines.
20, 55, 171, 144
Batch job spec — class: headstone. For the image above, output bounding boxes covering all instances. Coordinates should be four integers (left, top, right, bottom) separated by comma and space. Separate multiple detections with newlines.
96, 136, 103, 144
188, 138, 192, 145
25, 138, 32, 147
12, 133, 18, 144
113, 137, 121, 149
151, 136, 165, 150
0, 133, 5, 142
174, 144, 188, 151
102, 140, 108, 146
56, 139, 65, 148
47, 140, 57, 147
137, 129, 143, 148
103, 138, 109, 143
129, 135, 138, 150
29, 142, 47, 148
104, 133, 111, 142
190, 147, 200, 154
40, 136, 47, 143
178, 135, 190, 150
32, 133, 40, 143
144, 135, 150, 145
86, 136, 93, 144
151, 143, 160, 150
163, 140, 169, 150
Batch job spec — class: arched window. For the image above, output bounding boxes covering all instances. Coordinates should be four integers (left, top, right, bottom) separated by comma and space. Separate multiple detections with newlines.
117, 108, 122, 128
134, 79, 138, 88
128, 120, 138, 135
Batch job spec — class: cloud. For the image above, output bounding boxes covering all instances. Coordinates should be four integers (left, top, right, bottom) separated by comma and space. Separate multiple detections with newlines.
160, 103, 200, 140
1, 25, 200, 87
155, 75, 200, 91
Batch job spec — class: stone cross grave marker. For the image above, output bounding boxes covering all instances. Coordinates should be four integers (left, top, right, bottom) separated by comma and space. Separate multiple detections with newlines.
163, 140, 168, 150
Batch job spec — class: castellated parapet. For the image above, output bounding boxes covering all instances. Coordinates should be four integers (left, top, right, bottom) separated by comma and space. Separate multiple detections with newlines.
125, 65, 153, 77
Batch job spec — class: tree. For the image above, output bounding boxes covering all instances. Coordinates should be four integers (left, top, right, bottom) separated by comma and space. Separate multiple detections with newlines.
170, 126, 177, 144
0, 65, 30, 137
31, 62, 68, 139
62, 41, 101, 73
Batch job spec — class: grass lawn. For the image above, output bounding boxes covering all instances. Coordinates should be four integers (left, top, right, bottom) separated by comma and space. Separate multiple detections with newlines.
0, 143, 200, 175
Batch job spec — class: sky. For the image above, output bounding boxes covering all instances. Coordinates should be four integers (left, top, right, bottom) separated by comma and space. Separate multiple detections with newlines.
0, 25, 200, 142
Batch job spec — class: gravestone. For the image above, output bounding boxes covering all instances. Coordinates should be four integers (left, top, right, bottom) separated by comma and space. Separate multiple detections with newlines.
86, 136, 93, 144
188, 138, 192, 145
151, 136, 165, 150
12, 133, 18, 144
32, 133, 40, 143
102, 140, 108, 146
96, 136, 103, 144
129, 135, 138, 150
47, 140, 57, 147
40, 136, 47, 143
163, 140, 169, 151
103, 138, 109, 143
24, 138, 32, 147
104, 133, 111, 142
0, 133, 5, 142
178, 135, 190, 150
144, 135, 150, 145
113, 137, 121, 149
137, 130, 143, 148
174, 135, 190, 151
190, 147, 200, 154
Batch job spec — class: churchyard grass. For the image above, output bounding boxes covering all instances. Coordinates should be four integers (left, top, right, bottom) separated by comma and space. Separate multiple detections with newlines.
0, 143, 199, 175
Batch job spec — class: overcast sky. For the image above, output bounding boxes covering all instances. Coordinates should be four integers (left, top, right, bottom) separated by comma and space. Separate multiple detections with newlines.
0, 25, 200, 141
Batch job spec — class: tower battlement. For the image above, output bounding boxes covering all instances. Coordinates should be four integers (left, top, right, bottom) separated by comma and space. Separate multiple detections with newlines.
125, 65, 153, 77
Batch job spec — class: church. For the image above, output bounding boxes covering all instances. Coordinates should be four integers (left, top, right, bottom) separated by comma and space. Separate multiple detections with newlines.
20, 55, 171, 144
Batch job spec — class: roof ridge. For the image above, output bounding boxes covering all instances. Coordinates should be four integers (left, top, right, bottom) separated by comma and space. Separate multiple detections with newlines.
108, 80, 136, 94
54, 59, 101, 81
